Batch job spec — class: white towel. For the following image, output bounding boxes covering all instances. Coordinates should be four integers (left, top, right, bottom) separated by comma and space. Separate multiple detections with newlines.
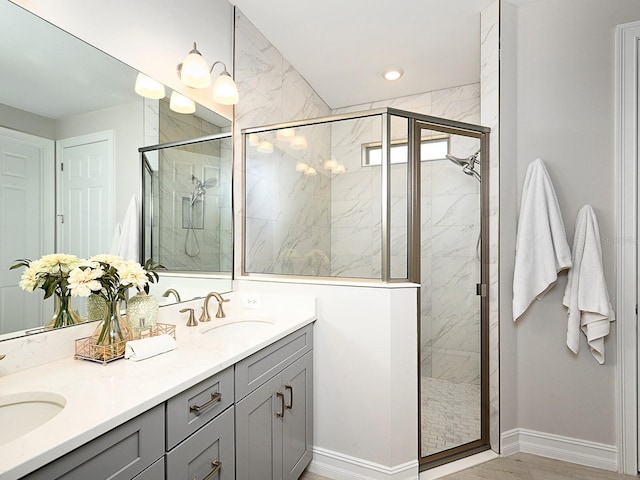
125, 334, 177, 361
117, 195, 139, 262
513, 159, 572, 320
563, 205, 614, 364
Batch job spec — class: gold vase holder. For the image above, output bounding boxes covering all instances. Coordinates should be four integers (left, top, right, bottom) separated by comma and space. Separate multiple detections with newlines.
74, 323, 177, 365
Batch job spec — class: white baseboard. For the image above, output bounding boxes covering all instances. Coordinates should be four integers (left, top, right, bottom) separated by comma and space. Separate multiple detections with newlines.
501, 428, 618, 472
307, 447, 419, 480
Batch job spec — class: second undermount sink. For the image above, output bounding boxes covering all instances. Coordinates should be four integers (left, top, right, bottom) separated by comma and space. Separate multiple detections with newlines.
0, 391, 66, 446
199, 318, 275, 336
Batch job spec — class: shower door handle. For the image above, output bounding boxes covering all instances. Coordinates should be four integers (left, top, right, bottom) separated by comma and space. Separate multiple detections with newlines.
476, 283, 487, 297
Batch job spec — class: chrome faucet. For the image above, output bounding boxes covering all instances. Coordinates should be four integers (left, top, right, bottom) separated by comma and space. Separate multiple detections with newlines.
162, 288, 181, 303
200, 292, 230, 322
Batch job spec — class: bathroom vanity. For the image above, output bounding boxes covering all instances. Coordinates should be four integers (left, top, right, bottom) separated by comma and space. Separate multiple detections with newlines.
0, 293, 315, 480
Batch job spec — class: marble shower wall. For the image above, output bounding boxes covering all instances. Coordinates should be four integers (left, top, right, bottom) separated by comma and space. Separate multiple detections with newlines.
234, 9, 332, 275
332, 84, 482, 383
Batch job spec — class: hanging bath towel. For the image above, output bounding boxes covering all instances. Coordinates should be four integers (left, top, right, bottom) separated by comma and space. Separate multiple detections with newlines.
116, 195, 139, 262
563, 205, 614, 364
513, 158, 572, 320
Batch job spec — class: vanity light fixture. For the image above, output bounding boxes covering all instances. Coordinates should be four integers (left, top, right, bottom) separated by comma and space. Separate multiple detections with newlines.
134, 73, 165, 99
289, 135, 308, 150
177, 42, 240, 105
169, 91, 196, 114
257, 140, 274, 153
333, 164, 346, 174
383, 68, 404, 81
248, 133, 260, 147
304, 167, 317, 176
295, 162, 309, 172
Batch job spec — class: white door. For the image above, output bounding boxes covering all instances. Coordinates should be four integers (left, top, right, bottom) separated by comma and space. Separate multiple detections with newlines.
57, 131, 114, 259
0, 127, 55, 334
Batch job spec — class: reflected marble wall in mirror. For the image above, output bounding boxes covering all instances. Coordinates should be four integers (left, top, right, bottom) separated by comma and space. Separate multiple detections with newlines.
0, 1, 232, 340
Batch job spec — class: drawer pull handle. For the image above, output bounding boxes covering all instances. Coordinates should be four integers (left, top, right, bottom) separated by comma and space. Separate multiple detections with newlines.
195, 460, 222, 480
285, 384, 293, 410
190, 392, 222, 415
276, 391, 285, 417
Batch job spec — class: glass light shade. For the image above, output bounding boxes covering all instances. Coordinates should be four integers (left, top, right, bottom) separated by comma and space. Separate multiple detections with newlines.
169, 91, 196, 114
323, 158, 338, 170
180, 51, 211, 88
277, 128, 296, 142
257, 140, 274, 153
289, 135, 308, 150
304, 167, 317, 176
212, 72, 239, 105
248, 133, 260, 147
134, 73, 165, 99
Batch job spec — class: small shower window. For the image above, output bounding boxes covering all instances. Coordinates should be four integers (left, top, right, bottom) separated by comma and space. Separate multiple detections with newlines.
362, 137, 449, 166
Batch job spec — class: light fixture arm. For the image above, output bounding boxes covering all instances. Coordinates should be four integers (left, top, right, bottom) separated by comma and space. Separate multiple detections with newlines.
210, 60, 230, 76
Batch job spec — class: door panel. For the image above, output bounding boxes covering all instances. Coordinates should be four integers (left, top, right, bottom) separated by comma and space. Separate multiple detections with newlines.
0, 129, 54, 333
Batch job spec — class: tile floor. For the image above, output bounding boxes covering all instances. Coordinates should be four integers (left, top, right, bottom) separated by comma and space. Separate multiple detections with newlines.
300, 453, 638, 479
421, 376, 481, 456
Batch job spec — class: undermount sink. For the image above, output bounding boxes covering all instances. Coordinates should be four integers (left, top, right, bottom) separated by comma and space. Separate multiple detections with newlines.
0, 391, 66, 446
199, 318, 275, 336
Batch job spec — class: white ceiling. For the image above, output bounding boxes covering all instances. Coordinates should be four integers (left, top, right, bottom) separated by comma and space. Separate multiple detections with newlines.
231, 0, 496, 109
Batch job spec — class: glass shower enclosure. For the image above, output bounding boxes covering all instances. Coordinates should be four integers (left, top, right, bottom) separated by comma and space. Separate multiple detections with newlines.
241, 108, 490, 469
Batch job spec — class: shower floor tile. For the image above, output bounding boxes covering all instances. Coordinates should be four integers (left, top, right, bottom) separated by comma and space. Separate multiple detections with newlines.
421, 376, 481, 456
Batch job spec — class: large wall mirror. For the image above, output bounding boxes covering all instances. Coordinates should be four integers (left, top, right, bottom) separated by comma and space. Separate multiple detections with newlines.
0, 1, 232, 341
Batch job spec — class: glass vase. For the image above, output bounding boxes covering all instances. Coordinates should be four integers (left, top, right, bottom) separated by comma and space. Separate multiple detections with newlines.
93, 299, 131, 359
126, 292, 159, 338
47, 294, 83, 329
86, 293, 107, 322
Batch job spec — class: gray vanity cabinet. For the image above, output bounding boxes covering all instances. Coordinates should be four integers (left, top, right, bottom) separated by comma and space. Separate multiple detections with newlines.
235, 325, 313, 480
24, 404, 165, 480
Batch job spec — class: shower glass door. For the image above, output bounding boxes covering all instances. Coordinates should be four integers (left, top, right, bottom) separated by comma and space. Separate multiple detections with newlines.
417, 122, 489, 467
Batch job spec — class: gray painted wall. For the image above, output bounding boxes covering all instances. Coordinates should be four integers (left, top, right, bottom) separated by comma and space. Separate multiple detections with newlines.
502, 0, 640, 445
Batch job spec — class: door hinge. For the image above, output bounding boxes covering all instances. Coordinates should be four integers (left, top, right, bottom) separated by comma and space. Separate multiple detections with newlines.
57, 214, 64, 224
476, 283, 487, 297
60, 162, 64, 171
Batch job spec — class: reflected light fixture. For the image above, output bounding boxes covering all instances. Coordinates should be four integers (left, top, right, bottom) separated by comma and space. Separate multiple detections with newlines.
290, 135, 308, 150
295, 162, 309, 172
304, 167, 317, 176
277, 128, 296, 142
169, 91, 196, 114
248, 133, 260, 147
134, 73, 165, 99
323, 158, 338, 170
333, 164, 346, 174
383, 68, 404, 81
177, 42, 240, 105
257, 140, 274, 153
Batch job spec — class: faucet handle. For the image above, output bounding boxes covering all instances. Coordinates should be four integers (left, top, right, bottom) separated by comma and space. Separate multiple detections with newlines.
180, 308, 198, 327
0, 354, 5, 360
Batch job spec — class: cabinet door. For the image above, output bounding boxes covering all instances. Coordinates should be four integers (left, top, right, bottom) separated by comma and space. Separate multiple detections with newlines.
165, 406, 235, 480
235, 374, 284, 480
282, 352, 313, 480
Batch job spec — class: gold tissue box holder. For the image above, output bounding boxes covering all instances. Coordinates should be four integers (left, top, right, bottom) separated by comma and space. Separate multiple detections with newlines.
74, 323, 176, 365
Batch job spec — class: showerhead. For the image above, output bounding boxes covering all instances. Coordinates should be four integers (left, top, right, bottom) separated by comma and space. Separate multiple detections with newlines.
446, 150, 481, 181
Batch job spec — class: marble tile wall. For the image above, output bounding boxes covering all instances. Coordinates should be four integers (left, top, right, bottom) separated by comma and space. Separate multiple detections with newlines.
333, 85, 482, 383
235, 9, 332, 276
155, 100, 233, 272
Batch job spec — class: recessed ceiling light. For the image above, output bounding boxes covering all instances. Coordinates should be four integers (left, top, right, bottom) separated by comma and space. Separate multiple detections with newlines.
383, 69, 403, 81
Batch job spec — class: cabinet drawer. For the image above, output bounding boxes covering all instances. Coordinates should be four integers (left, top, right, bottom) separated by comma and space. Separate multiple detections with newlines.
235, 324, 313, 401
25, 404, 165, 480
166, 366, 234, 450
166, 406, 235, 480
132, 457, 164, 480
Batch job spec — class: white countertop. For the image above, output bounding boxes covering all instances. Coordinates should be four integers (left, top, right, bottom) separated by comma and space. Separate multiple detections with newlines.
0, 292, 316, 480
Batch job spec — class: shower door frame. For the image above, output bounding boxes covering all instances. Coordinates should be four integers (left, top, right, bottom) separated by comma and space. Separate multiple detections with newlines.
410, 118, 491, 470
